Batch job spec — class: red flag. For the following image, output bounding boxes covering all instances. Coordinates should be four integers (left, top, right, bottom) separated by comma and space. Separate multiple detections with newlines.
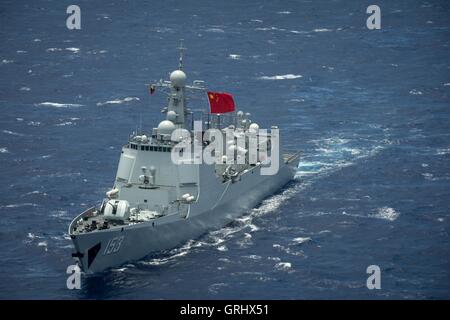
207, 91, 235, 114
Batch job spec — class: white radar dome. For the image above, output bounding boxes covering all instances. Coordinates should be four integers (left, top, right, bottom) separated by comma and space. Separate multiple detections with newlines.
157, 120, 176, 135
170, 70, 186, 88
167, 110, 177, 122
249, 123, 259, 133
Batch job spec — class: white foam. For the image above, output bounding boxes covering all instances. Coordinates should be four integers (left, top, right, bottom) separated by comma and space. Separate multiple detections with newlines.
371, 207, 400, 221
409, 89, 423, 95
1, 59, 13, 64
255, 26, 286, 32
268, 256, 281, 261
46, 47, 80, 53
2, 130, 25, 136
313, 28, 332, 32
2, 203, 38, 208
65, 47, 80, 53
0, 147, 9, 153
436, 148, 450, 155
292, 237, 312, 245
277, 11, 291, 15
290, 30, 309, 34
20, 87, 31, 91
96, 97, 140, 106
46, 48, 62, 52
23, 190, 47, 196
258, 74, 302, 80
243, 254, 262, 260
36, 102, 84, 108
205, 28, 225, 33
27, 233, 41, 240
274, 262, 292, 271
38, 241, 48, 251
228, 54, 241, 60
56, 121, 74, 127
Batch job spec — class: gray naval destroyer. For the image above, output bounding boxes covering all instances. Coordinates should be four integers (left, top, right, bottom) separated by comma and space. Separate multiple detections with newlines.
69, 49, 300, 273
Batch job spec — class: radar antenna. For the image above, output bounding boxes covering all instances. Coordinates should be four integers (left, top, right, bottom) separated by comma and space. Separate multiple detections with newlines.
177, 39, 186, 70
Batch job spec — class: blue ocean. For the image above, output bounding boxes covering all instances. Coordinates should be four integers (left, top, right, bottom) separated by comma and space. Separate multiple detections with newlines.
0, 0, 449, 299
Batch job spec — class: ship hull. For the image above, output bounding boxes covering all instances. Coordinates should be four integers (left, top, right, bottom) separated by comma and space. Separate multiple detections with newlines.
71, 162, 297, 273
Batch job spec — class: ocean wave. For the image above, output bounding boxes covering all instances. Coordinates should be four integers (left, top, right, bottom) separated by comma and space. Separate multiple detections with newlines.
297, 134, 386, 180
36, 102, 84, 108
208, 283, 228, 295
139, 244, 194, 266
1, 203, 38, 209
0, 147, 9, 153
370, 207, 400, 221
46, 47, 80, 53
205, 28, 225, 33
277, 11, 291, 15
313, 28, 333, 32
1, 59, 13, 64
436, 148, 450, 155
290, 30, 309, 34
38, 241, 48, 251
65, 47, 80, 53
243, 254, 262, 260
273, 243, 305, 257
342, 207, 400, 222
255, 26, 286, 32
55, 121, 75, 127
274, 262, 292, 272
27, 232, 43, 240
228, 54, 241, 60
409, 89, 423, 95
291, 237, 312, 245
20, 86, 31, 91
2, 129, 25, 137
96, 97, 140, 106
22, 190, 48, 197
258, 74, 302, 80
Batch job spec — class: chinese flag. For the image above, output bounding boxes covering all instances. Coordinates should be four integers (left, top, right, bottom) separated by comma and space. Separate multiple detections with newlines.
207, 91, 235, 114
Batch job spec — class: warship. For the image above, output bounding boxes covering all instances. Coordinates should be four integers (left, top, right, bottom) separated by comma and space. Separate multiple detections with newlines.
69, 46, 300, 273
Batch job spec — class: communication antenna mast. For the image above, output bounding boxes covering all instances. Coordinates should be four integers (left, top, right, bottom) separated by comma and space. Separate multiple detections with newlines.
177, 39, 186, 70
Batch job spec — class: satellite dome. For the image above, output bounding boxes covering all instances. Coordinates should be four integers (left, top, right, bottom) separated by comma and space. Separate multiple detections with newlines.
157, 120, 175, 135
167, 110, 177, 122
249, 123, 259, 133
170, 70, 186, 88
